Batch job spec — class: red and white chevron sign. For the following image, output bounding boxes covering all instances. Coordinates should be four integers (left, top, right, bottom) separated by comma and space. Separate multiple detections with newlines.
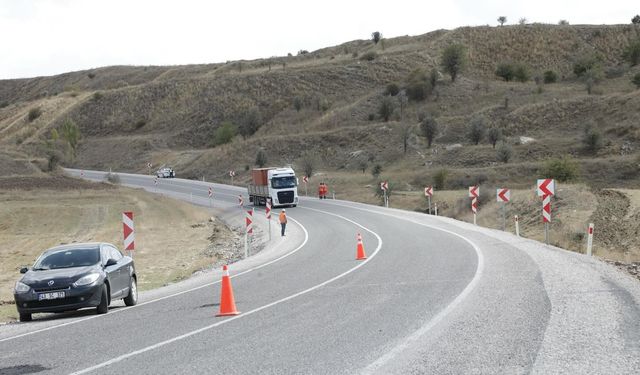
468, 186, 479, 198
245, 209, 253, 234
424, 186, 433, 197
380, 181, 388, 192
542, 194, 551, 223
303, 176, 309, 183
266, 199, 272, 219
496, 188, 510, 202
122, 212, 135, 251
229, 170, 236, 177
238, 195, 244, 206
208, 187, 213, 198
471, 197, 478, 213
154, 177, 158, 185
537, 179, 555, 196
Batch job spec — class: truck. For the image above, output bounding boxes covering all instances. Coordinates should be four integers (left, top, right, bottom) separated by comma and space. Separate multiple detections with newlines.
248, 167, 299, 208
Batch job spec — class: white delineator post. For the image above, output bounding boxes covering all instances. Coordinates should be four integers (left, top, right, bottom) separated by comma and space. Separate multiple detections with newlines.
434, 203, 438, 216
208, 187, 213, 208
514, 215, 520, 237
122, 212, 135, 257
245, 208, 253, 258
266, 199, 272, 241
229, 170, 235, 186
586, 223, 594, 256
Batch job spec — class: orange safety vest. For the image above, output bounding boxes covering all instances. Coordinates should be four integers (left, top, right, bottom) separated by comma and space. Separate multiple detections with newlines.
279, 211, 287, 224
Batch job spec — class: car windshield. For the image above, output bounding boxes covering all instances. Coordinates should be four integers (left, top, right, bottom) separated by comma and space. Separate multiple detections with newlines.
33, 248, 101, 270
272, 176, 297, 189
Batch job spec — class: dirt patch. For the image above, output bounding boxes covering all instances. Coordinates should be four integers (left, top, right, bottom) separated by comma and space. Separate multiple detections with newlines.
0, 175, 113, 191
590, 189, 640, 261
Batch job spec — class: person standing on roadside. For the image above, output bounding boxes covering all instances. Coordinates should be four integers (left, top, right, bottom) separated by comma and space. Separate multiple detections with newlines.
279, 209, 287, 236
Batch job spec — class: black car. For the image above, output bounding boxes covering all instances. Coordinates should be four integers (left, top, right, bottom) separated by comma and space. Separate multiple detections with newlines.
14, 242, 138, 322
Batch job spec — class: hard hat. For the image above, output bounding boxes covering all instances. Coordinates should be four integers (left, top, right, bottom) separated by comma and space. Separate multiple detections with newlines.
282, 209, 286, 212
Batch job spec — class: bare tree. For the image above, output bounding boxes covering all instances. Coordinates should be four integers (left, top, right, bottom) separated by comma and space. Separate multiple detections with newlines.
420, 114, 438, 148
299, 151, 317, 179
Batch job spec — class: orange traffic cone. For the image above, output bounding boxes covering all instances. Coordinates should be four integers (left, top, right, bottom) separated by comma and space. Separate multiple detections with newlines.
216, 265, 240, 316
356, 233, 367, 260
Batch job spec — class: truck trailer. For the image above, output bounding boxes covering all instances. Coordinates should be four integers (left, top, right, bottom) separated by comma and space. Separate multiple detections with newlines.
248, 167, 299, 207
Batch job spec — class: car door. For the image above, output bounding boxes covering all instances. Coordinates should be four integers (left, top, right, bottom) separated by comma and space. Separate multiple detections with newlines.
107, 246, 128, 297
101, 246, 120, 297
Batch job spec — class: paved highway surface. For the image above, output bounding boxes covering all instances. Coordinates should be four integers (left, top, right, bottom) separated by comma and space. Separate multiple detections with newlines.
0, 170, 638, 374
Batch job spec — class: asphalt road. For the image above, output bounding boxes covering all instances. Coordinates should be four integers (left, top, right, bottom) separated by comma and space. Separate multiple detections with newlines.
1, 170, 638, 374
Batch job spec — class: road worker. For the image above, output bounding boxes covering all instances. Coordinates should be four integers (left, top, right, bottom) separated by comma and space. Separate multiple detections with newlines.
279, 209, 287, 236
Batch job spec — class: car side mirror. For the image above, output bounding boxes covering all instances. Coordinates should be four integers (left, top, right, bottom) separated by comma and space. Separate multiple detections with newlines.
105, 258, 118, 267
20, 267, 28, 274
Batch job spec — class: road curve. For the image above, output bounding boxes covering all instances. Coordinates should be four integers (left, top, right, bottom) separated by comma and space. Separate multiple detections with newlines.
0, 169, 638, 374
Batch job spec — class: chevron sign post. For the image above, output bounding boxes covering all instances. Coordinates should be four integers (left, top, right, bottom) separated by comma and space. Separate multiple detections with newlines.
122, 212, 135, 257
238, 195, 244, 207
468, 186, 479, 225
244, 209, 253, 258
537, 179, 555, 245
424, 186, 433, 214
303, 176, 308, 196
496, 188, 510, 231
380, 181, 389, 208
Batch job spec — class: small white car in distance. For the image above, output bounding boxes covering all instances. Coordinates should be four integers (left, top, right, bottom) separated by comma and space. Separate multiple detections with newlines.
156, 167, 175, 178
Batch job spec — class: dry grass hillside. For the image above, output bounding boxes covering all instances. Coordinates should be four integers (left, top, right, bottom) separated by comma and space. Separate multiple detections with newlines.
1, 23, 640, 262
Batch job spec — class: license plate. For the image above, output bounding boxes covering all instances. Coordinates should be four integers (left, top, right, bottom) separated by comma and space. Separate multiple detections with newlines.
38, 291, 65, 301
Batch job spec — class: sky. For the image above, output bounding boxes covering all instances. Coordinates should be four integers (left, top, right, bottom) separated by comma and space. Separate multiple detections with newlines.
0, 0, 638, 79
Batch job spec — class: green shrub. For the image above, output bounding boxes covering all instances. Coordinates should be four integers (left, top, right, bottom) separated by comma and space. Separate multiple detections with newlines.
432, 169, 449, 189
496, 63, 515, 81
293, 97, 302, 112
238, 107, 262, 139
420, 114, 438, 148
573, 56, 600, 77
0, 101, 8, 109
496, 142, 513, 163
632, 73, 640, 88
27, 107, 42, 122
92, 92, 103, 101
378, 96, 395, 122
513, 64, 529, 82
405, 69, 433, 101
488, 127, 503, 148
255, 149, 267, 167
541, 156, 580, 182
384, 83, 400, 96
135, 119, 146, 129
87, 72, 96, 79
496, 62, 528, 82
371, 164, 382, 178
213, 122, 236, 146
360, 51, 377, 61
371, 31, 382, 44
368, 113, 376, 121
633, 15, 640, 24
622, 39, 640, 66
582, 123, 603, 154
467, 117, 486, 145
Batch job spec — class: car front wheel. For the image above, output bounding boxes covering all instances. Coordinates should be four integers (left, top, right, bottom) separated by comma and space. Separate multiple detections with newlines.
96, 285, 109, 314
124, 277, 138, 306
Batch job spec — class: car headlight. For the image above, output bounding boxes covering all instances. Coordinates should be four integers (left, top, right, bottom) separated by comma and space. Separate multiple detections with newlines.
15, 281, 30, 294
74, 273, 100, 287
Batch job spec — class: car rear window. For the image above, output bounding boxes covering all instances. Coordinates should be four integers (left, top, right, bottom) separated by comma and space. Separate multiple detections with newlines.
34, 248, 101, 270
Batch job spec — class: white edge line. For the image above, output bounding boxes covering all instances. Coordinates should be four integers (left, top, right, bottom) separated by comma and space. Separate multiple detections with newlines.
0, 216, 308, 343
69, 208, 383, 375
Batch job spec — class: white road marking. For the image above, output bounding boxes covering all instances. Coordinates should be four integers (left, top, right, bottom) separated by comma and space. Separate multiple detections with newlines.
0, 216, 308, 343
69, 209, 383, 375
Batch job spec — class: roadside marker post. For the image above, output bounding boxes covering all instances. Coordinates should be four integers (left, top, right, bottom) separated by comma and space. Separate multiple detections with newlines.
238, 195, 244, 207
468, 186, 479, 225
266, 199, 272, 241
244, 208, 253, 258
122, 212, 135, 258
537, 179, 555, 245
303, 176, 309, 196
147, 162, 152, 175
496, 188, 510, 231
380, 181, 389, 208
434, 203, 438, 216
229, 170, 235, 186
208, 187, 213, 208
425, 186, 433, 214
514, 215, 520, 237
586, 223, 595, 256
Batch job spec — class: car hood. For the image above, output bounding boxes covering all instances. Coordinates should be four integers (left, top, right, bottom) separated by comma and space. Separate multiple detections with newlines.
21, 266, 99, 285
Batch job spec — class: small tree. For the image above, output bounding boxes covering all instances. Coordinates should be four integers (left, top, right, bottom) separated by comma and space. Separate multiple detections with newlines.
559, 20, 569, 25
378, 96, 395, 122
420, 114, 438, 148
432, 169, 448, 190
299, 151, 317, 179
541, 156, 579, 182
632, 15, 640, 24
582, 123, 603, 154
518, 18, 527, 25
467, 117, 486, 145
513, 64, 529, 82
27, 107, 42, 122
385, 83, 400, 96
583, 66, 604, 94
632, 73, 640, 88
255, 149, 267, 167
497, 16, 507, 26
543, 70, 558, 83
238, 107, 262, 139
622, 39, 640, 66
357, 158, 368, 174
371, 164, 382, 178
214, 122, 236, 146
573, 56, 599, 77
293, 96, 302, 112
61, 119, 80, 159
405, 69, 433, 101
496, 141, 513, 163
440, 44, 467, 82
400, 121, 411, 154
487, 127, 503, 148
371, 31, 382, 44
496, 63, 515, 81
